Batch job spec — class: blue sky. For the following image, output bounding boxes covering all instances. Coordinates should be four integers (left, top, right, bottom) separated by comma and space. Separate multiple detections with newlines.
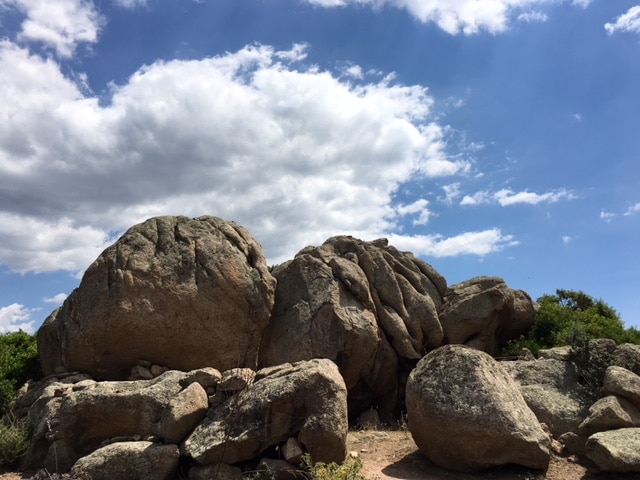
1, 0, 639, 333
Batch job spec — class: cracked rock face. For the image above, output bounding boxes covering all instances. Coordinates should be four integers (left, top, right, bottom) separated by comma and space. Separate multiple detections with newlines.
38, 216, 276, 379
259, 235, 447, 416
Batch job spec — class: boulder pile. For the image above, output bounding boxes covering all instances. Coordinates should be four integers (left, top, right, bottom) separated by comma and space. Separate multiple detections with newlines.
13, 215, 640, 477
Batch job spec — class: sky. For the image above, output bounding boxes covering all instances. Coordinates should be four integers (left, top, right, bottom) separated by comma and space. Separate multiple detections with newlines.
0, 0, 639, 333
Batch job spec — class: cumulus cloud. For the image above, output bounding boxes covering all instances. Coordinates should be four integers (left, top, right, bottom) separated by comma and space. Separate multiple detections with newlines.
0, 40, 482, 271
517, 11, 548, 23
43, 293, 69, 305
605, 6, 640, 36
600, 210, 616, 222
389, 228, 519, 258
2, 0, 102, 57
461, 188, 575, 206
304, 0, 587, 35
0, 303, 34, 333
624, 203, 640, 216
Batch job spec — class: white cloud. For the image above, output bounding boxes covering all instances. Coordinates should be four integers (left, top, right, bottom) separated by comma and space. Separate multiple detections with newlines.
3, 0, 102, 57
494, 188, 575, 206
114, 0, 147, 8
572, 113, 583, 122
44, 293, 68, 305
0, 41, 485, 271
389, 228, 519, 258
600, 210, 616, 222
517, 11, 548, 23
304, 0, 586, 35
461, 191, 491, 206
605, 6, 640, 36
461, 188, 575, 206
0, 303, 34, 333
562, 235, 572, 244
441, 183, 462, 205
624, 203, 640, 216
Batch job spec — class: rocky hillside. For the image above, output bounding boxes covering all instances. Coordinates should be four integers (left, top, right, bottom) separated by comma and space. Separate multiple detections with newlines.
10, 215, 640, 478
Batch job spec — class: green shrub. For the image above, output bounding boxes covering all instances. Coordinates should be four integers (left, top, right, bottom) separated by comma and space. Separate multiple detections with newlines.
244, 455, 364, 480
500, 289, 639, 357
0, 413, 31, 467
566, 330, 613, 399
0, 331, 42, 416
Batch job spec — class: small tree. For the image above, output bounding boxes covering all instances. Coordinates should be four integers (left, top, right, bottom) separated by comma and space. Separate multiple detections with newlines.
501, 289, 639, 356
0, 331, 41, 416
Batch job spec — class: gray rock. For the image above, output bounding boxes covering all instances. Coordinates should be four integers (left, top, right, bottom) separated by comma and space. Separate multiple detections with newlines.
182, 358, 348, 466
406, 345, 550, 472
538, 346, 571, 361
603, 366, 640, 409
585, 428, 640, 473
502, 358, 591, 437
189, 462, 242, 480
579, 395, 640, 435
612, 343, 640, 373
38, 215, 276, 379
158, 382, 209, 444
260, 235, 445, 416
218, 368, 256, 392
438, 277, 537, 355
23, 370, 212, 472
69, 442, 179, 480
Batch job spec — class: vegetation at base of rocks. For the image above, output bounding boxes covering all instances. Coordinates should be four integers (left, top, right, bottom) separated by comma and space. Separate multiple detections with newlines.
500, 289, 640, 356
0, 331, 42, 417
0, 412, 31, 467
245, 455, 364, 480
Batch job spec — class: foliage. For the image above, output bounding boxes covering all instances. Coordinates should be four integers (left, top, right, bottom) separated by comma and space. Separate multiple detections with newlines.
0, 413, 31, 467
244, 455, 364, 480
566, 330, 614, 399
500, 289, 640, 356
0, 331, 42, 416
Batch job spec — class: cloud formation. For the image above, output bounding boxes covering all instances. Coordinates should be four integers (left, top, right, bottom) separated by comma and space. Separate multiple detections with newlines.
304, 0, 589, 34
1, 0, 102, 57
605, 6, 640, 36
0, 38, 486, 272
461, 188, 575, 206
0, 303, 34, 333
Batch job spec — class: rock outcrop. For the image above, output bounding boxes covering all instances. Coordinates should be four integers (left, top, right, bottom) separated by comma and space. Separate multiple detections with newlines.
38, 216, 276, 379
439, 276, 537, 354
182, 358, 348, 466
69, 441, 179, 480
260, 237, 534, 416
501, 358, 590, 437
406, 345, 550, 472
585, 428, 640, 473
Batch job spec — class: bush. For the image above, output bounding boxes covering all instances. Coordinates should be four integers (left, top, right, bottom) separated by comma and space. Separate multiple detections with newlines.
0, 331, 42, 416
500, 289, 639, 356
566, 330, 614, 399
0, 413, 31, 467
245, 455, 364, 480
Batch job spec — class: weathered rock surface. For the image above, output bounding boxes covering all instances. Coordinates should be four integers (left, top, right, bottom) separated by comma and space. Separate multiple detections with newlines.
502, 358, 590, 437
69, 441, 179, 480
260, 236, 446, 416
585, 428, 640, 473
23, 369, 213, 472
603, 366, 640, 408
38, 215, 276, 379
579, 395, 640, 434
406, 345, 550, 472
182, 358, 348, 466
612, 343, 640, 372
438, 277, 537, 354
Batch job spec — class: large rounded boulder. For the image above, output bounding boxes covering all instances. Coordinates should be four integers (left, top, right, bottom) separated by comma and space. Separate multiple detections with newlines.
38, 216, 276, 379
259, 236, 446, 416
406, 345, 550, 472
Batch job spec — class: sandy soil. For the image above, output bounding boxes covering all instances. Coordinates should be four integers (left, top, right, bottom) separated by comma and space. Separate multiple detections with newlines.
3, 430, 640, 479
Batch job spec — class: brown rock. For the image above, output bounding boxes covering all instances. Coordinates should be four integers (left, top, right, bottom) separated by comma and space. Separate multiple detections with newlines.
38, 215, 276, 379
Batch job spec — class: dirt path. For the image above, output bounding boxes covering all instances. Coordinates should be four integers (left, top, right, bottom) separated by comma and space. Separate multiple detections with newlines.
347, 430, 637, 480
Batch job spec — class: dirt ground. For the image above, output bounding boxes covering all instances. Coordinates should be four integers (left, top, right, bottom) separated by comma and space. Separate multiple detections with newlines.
3, 430, 640, 480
